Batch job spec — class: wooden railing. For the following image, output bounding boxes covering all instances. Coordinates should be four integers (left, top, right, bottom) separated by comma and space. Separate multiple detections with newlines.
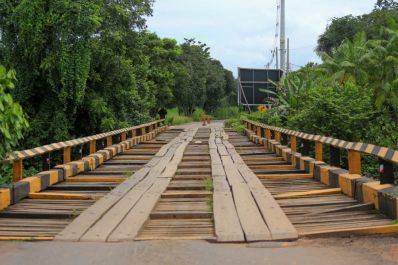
3, 119, 165, 182
244, 119, 398, 184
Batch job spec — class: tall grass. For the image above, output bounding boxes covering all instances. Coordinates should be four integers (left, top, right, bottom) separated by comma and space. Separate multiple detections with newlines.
192, 108, 205, 121
165, 108, 193, 125
212, 106, 240, 120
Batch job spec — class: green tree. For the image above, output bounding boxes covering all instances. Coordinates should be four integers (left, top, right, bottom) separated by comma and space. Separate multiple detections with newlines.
0, 65, 29, 160
316, 2, 398, 55
320, 32, 369, 85
317, 15, 366, 55
0, 0, 154, 146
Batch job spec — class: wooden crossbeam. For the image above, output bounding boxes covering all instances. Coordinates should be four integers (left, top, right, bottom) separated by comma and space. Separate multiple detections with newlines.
274, 188, 342, 199
29, 192, 92, 200
257, 173, 313, 180
65, 177, 127, 182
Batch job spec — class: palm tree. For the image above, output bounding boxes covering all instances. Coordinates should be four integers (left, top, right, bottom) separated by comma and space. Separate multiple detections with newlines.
362, 18, 398, 112
319, 31, 369, 85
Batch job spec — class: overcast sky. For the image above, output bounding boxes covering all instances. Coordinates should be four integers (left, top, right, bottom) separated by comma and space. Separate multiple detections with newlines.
147, 0, 376, 75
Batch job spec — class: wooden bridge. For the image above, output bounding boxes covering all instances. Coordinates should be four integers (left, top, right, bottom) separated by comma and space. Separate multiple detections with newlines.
0, 119, 397, 242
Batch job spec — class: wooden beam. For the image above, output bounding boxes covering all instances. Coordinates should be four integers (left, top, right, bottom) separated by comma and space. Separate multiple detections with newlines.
106, 136, 112, 147
290, 136, 297, 152
131, 129, 136, 137
315, 141, 323, 161
274, 188, 342, 199
0, 236, 53, 241
141, 127, 146, 135
12, 160, 23, 182
89, 140, 96, 154
301, 224, 398, 238
29, 192, 92, 200
65, 177, 126, 182
256, 126, 261, 137
121, 132, 127, 141
265, 128, 271, 139
348, 150, 361, 174
257, 173, 313, 180
275, 131, 281, 142
63, 147, 71, 164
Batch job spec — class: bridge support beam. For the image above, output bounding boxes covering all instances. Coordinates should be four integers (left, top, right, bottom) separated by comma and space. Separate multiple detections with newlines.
89, 140, 96, 154
315, 142, 323, 161
348, 150, 361, 175
63, 147, 71, 164
290, 136, 297, 152
12, 160, 23, 182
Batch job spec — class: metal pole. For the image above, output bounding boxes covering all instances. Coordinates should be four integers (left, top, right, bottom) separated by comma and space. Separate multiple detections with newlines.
275, 48, 279, 69
280, 0, 286, 74
287, 37, 290, 74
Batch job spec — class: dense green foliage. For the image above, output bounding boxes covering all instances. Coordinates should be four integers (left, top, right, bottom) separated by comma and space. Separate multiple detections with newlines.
0, 0, 236, 150
317, 0, 398, 55
0, 65, 29, 161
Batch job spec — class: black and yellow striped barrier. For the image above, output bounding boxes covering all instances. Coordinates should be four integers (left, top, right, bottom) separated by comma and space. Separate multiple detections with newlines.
0, 120, 166, 210
5, 119, 164, 161
244, 119, 398, 164
244, 119, 398, 221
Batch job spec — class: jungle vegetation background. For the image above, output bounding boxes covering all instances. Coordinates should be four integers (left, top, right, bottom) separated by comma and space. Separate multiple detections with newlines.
1, 0, 397, 181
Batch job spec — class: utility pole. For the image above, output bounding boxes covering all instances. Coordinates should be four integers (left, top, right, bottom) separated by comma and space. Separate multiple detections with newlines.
275, 48, 279, 69
286, 38, 290, 74
280, 0, 286, 74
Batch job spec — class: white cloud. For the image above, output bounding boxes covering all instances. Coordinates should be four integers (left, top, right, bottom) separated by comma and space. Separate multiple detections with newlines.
147, 0, 376, 75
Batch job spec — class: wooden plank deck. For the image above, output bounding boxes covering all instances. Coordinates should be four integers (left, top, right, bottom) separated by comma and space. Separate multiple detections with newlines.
3, 122, 396, 242
225, 128, 398, 238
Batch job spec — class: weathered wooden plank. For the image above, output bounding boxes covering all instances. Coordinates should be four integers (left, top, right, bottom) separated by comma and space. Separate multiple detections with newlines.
79, 143, 181, 242
213, 192, 245, 242
107, 129, 196, 242
231, 183, 271, 241
274, 188, 342, 199
55, 133, 181, 241
222, 128, 298, 241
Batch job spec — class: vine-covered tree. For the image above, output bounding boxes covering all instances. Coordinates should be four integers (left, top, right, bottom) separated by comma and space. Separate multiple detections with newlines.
0, 65, 29, 160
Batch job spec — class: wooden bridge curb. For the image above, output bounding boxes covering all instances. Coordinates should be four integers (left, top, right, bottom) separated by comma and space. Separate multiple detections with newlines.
0, 121, 167, 213
244, 119, 398, 236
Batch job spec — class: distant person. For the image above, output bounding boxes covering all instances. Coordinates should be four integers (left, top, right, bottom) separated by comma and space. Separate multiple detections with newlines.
158, 108, 167, 119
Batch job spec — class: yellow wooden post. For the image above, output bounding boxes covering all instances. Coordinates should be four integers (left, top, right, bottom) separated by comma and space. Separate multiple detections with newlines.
265, 128, 271, 139
106, 136, 112, 146
89, 140, 96, 154
291, 136, 297, 152
141, 127, 146, 135
256, 126, 261, 137
121, 132, 127, 141
63, 147, 71, 164
12, 160, 23, 182
131, 129, 136, 138
315, 142, 323, 161
348, 150, 361, 174
275, 131, 281, 142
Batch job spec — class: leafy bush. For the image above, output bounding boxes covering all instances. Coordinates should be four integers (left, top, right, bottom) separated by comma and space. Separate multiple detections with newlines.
165, 108, 193, 125
225, 118, 245, 134
212, 106, 240, 120
192, 108, 205, 121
